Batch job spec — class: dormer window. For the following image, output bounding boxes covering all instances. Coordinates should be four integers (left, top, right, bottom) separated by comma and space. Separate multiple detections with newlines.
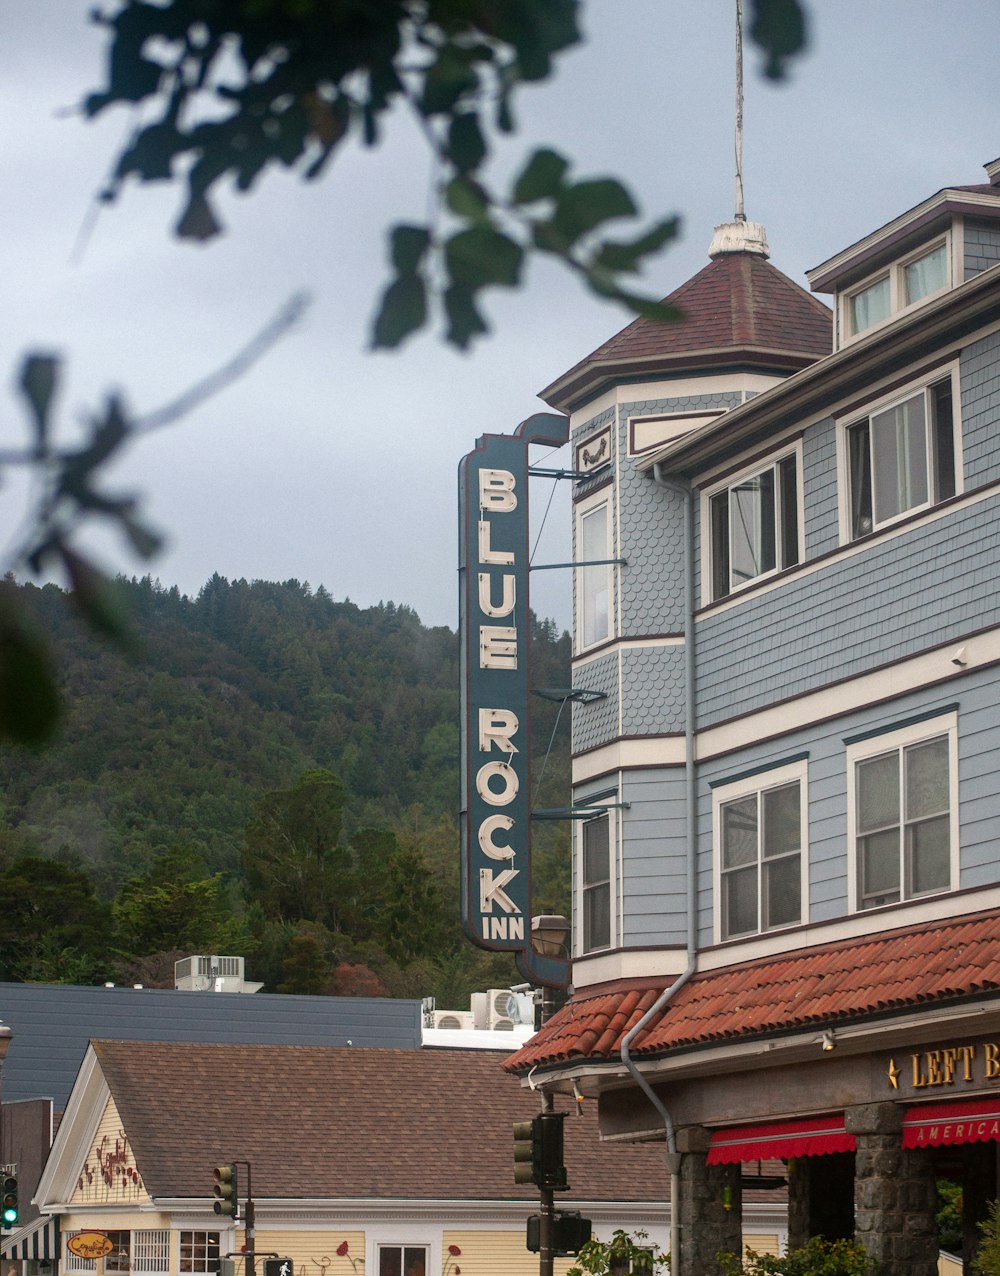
903, 242, 948, 305
844, 235, 951, 340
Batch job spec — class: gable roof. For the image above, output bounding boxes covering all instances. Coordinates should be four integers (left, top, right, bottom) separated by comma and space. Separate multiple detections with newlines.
0, 982, 420, 1108
504, 907, 1000, 1076
86, 1040, 668, 1204
540, 253, 832, 414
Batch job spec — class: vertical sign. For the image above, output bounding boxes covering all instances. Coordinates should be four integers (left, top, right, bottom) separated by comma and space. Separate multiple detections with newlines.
458, 414, 569, 963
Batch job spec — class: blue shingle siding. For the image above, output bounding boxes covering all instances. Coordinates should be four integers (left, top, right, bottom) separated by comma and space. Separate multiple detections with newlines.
802, 416, 840, 557
695, 494, 1000, 727
620, 769, 689, 946
572, 651, 619, 752
620, 644, 686, 735
961, 330, 1000, 487
964, 218, 1000, 279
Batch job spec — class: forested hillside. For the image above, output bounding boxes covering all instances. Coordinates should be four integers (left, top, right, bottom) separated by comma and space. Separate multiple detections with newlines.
0, 575, 571, 1004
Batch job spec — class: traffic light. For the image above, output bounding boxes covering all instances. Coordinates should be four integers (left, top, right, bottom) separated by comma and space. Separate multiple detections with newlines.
512, 1112, 567, 1190
212, 1164, 239, 1219
1, 1175, 18, 1229
526, 1212, 592, 1256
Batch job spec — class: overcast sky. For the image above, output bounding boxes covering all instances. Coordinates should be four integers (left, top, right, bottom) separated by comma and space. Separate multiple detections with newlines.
0, 2, 997, 632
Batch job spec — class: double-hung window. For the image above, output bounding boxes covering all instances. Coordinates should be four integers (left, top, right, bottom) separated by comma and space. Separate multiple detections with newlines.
577, 500, 610, 648
581, 813, 612, 953
708, 450, 800, 600
845, 373, 957, 538
849, 715, 957, 911
713, 761, 807, 942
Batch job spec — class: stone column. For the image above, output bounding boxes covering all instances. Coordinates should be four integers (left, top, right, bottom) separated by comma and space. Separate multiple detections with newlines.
675, 1126, 743, 1276
847, 1102, 938, 1276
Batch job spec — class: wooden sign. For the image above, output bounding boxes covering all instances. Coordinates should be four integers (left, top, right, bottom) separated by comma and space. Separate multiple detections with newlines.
68, 1233, 115, 1259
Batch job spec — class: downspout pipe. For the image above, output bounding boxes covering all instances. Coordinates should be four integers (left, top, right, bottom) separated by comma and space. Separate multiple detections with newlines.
620, 466, 698, 1274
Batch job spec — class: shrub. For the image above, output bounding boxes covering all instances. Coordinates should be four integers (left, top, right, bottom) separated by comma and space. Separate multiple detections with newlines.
718, 1236, 875, 1275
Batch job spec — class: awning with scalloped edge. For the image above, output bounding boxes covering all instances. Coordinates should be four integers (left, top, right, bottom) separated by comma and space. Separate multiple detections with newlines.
902, 1097, 1000, 1149
707, 1114, 855, 1164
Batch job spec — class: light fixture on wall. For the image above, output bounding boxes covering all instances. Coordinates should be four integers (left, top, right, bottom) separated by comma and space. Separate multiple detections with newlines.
951, 646, 968, 667
821, 1029, 837, 1052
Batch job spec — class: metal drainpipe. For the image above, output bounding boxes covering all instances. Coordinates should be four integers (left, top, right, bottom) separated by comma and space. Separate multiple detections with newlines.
620, 466, 697, 1276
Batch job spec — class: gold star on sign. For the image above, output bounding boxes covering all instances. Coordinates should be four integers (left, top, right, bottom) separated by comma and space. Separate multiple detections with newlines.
887, 1058, 900, 1090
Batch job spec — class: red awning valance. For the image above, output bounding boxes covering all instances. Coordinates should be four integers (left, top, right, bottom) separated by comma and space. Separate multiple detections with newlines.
903, 1097, 1000, 1149
707, 1115, 855, 1164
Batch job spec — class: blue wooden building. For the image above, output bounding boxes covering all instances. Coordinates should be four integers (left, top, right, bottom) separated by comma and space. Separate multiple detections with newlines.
507, 158, 1000, 1276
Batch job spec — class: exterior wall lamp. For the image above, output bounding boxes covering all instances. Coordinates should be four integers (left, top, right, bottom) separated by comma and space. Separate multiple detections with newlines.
530, 915, 570, 959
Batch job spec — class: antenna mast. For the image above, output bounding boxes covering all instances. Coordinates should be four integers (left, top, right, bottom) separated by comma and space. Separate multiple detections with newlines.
735, 0, 745, 221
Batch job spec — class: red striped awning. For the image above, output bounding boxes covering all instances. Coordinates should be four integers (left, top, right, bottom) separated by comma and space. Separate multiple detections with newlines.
707, 1114, 855, 1164
903, 1097, 1000, 1149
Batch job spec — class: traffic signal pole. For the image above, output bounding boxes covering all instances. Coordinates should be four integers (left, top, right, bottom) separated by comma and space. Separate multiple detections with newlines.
538, 1091, 555, 1276
236, 1160, 254, 1276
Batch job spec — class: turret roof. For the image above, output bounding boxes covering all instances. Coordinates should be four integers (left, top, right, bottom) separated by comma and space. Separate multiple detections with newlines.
540, 251, 832, 414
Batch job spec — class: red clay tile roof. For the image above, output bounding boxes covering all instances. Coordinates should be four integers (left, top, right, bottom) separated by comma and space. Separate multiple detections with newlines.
90, 1041, 668, 1202
540, 252, 832, 413
504, 908, 1000, 1075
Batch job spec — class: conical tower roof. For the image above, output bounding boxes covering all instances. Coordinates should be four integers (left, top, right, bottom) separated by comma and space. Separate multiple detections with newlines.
540, 246, 832, 415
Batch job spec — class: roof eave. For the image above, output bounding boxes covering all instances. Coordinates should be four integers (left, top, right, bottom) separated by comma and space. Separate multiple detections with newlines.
508, 992, 1000, 1091
539, 346, 825, 417
807, 188, 1000, 294
638, 262, 1000, 476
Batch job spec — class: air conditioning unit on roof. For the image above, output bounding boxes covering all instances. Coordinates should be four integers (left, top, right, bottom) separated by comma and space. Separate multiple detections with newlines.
471, 988, 517, 1031
431, 1010, 475, 1030
174, 955, 262, 994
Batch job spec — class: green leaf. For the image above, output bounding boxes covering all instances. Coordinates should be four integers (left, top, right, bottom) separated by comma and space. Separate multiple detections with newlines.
552, 178, 638, 245
444, 282, 489, 351
419, 44, 479, 115
115, 120, 180, 182
390, 225, 431, 276
0, 591, 60, 745
445, 226, 523, 288
592, 216, 681, 273
120, 513, 163, 559
445, 177, 490, 222
512, 147, 569, 205
371, 274, 428, 349
176, 192, 223, 241
448, 112, 487, 173
60, 548, 138, 649
749, 0, 808, 80
18, 353, 60, 453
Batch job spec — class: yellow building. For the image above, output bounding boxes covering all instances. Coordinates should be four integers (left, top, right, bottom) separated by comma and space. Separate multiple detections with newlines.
25, 1041, 784, 1276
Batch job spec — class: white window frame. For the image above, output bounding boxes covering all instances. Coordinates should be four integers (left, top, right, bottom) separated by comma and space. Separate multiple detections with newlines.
841, 233, 953, 343
579, 811, 617, 954
847, 712, 959, 914
179, 1232, 222, 1275
700, 440, 804, 604
712, 758, 809, 945
835, 363, 962, 543
576, 805, 619, 956
575, 492, 612, 652
65, 1251, 96, 1274
366, 1226, 438, 1276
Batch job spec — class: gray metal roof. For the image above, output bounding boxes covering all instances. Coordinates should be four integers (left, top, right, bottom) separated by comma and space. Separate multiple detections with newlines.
0, 982, 421, 1107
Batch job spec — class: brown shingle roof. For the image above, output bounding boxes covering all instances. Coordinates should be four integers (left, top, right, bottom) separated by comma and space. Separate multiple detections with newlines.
540, 252, 832, 413
504, 908, 1000, 1075
91, 1042, 667, 1202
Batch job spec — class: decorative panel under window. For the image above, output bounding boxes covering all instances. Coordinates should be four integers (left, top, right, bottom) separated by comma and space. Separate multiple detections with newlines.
133, 1230, 170, 1273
